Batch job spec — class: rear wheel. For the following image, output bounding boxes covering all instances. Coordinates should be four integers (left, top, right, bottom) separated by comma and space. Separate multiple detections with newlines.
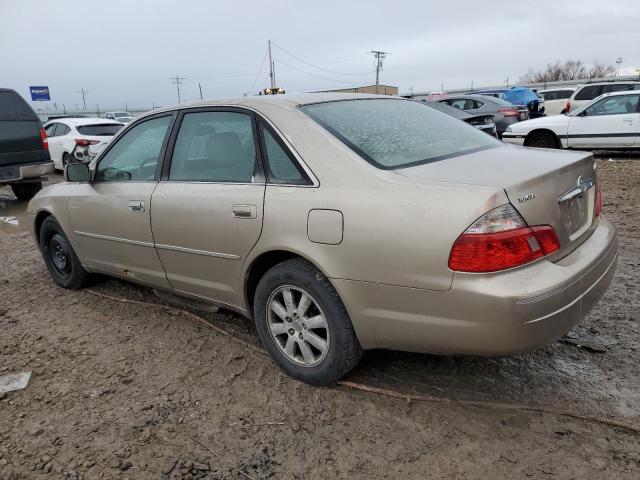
62, 152, 73, 166
253, 258, 363, 385
10, 181, 42, 201
525, 131, 558, 149
39, 216, 89, 289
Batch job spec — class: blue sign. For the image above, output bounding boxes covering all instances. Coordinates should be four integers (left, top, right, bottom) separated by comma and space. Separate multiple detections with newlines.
29, 86, 51, 101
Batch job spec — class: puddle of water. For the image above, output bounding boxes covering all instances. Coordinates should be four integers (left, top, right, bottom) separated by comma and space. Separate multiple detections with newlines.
0, 216, 19, 226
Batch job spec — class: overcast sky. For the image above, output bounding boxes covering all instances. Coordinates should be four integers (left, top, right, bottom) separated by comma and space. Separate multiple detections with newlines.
1, 0, 638, 110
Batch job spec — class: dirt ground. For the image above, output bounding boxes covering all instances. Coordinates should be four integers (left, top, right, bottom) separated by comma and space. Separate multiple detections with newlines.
1, 155, 639, 479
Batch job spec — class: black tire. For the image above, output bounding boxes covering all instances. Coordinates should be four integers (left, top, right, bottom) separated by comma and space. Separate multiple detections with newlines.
525, 131, 558, 149
253, 258, 363, 385
39, 216, 89, 289
62, 152, 73, 166
10, 182, 42, 201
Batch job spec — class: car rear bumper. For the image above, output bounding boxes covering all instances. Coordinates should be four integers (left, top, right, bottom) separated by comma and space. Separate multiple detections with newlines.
0, 161, 54, 184
334, 216, 617, 354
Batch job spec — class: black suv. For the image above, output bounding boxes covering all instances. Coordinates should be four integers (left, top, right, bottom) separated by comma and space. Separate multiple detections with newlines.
0, 88, 53, 200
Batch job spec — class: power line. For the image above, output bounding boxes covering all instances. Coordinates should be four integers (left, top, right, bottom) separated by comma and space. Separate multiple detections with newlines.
370, 50, 389, 90
273, 58, 365, 85
271, 41, 375, 76
246, 46, 269, 95
170, 75, 186, 103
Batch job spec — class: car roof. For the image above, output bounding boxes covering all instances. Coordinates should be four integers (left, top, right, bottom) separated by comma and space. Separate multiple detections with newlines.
47, 117, 124, 126
138, 93, 397, 119
539, 87, 577, 92
577, 81, 640, 88
599, 90, 640, 98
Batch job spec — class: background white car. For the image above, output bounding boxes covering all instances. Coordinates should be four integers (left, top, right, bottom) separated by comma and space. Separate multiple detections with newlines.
502, 90, 640, 149
44, 118, 123, 170
538, 87, 577, 116
563, 81, 640, 114
104, 111, 134, 123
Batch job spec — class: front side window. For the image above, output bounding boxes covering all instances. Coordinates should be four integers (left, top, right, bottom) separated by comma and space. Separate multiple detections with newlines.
259, 123, 307, 184
301, 99, 499, 170
584, 95, 640, 116
169, 111, 257, 182
95, 115, 171, 182
45, 123, 57, 137
57, 124, 70, 136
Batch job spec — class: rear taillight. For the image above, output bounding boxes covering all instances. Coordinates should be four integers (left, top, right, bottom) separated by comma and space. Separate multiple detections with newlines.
497, 107, 519, 117
595, 184, 602, 217
74, 139, 100, 146
40, 128, 48, 150
448, 204, 560, 273
565, 101, 571, 113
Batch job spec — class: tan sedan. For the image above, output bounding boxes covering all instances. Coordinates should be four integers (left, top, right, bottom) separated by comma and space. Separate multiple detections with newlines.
28, 94, 617, 385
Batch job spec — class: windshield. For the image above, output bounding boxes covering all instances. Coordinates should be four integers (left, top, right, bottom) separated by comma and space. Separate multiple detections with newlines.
300, 99, 499, 170
77, 124, 123, 136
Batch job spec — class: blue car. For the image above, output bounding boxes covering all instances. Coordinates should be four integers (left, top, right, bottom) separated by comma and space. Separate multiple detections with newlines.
468, 86, 545, 118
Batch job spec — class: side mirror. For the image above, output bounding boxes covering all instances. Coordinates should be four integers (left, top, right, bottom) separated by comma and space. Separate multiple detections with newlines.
64, 162, 91, 182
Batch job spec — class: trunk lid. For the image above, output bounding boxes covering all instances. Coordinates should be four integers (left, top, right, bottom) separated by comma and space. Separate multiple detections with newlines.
396, 144, 598, 259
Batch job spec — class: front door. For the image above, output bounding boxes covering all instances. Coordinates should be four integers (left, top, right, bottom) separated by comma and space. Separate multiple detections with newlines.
568, 94, 640, 148
67, 114, 174, 287
150, 108, 265, 308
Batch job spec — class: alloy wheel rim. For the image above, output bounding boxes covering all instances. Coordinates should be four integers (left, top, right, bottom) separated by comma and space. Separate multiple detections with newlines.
266, 285, 330, 367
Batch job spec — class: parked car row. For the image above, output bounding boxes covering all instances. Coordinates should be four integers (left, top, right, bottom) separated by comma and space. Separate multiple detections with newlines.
502, 90, 640, 150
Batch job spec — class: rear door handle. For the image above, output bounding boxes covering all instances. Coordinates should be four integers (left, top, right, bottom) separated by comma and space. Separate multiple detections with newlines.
232, 204, 257, 219
128, 200, 145, 213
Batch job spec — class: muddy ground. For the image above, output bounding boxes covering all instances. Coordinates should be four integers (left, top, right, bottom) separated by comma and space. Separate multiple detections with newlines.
1, 155, 639, 479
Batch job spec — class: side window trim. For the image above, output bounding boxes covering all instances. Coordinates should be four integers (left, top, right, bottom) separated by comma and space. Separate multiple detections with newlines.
94, 112, 176, 183
160, 106, 265, 184
256, 119, 312, 186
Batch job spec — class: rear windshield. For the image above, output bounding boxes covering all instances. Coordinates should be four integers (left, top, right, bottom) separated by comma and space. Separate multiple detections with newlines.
0, 91, 38, 121
77, 124, 123, 136
300, 99, 499, 170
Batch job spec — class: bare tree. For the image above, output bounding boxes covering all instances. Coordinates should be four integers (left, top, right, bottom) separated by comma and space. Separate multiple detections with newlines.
519, 59, 615, 83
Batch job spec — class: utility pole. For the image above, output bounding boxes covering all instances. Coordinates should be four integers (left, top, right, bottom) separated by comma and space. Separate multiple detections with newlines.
268, 39, 275, 89
78, 88, 88, 110
170, 75, 186, 103
198, 82, 203, 100
505, 77, 509, 87
370, 50, 389, 93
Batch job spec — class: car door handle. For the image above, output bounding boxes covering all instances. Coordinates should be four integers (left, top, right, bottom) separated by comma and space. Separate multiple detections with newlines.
622, 118, 633, 124
232, 204, 257, 219
128, 200, 145, 213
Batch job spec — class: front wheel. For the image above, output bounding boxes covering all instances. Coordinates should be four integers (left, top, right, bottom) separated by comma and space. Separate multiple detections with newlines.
39, 216, 89, 289
253, 258, 363, 385
11, 181, 42, 201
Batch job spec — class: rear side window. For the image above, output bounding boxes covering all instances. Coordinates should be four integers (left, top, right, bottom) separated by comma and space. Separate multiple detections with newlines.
0, 91, 37, 121
259, 123, 308, 184
300, 99, 498, 170
169, 111, 257, 183
542, 90, 573, 100
602, 84, 634, 94
77, 124, 122, 136
575, 85, 602, 101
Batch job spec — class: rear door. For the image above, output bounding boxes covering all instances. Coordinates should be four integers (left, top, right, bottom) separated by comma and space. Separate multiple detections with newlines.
150, 107, 266, 308
567, 94, 640, 148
